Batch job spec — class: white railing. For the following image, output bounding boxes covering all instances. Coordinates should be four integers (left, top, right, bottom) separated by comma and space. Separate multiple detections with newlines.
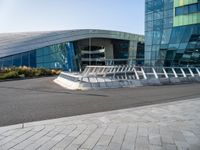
54, 65, 200, 90
81, 66, 200, 80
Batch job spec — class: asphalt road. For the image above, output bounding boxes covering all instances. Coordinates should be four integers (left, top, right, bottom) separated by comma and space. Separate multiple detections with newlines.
0, 77, 200, 127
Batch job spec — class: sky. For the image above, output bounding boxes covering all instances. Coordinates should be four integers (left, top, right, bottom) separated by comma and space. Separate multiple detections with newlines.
0, 0, 145, 34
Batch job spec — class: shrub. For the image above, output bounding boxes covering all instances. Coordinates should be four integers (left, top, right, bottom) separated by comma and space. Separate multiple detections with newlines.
33, 68, 52, 76
0, 71, 19, 80
16, 66, 34, 77
51, 69, 61, 75
0, 66, 61, 80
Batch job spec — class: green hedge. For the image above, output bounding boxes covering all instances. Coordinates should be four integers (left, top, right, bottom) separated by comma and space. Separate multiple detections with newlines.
0, 66, 61, 80
0, 71, 20, 80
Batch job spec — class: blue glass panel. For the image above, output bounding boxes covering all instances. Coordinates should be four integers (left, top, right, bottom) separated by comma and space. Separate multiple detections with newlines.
3, 56, 12, 67
170, 27, 185, 44
36, 48, 43, 57
189, 4, 197, 13
175, 7, 183, 16
182, 6, 189, 14
22, 52, 29, 67
66, 42, 76, 71
153, 0, 164, 11
175, 3, 200, 16
153, 31, 162, 44
13, 54, 21, 67
161, 29, 172, 44
0, 59, 3, 68
153, 20, 163, 31
146, 1, 153, 13
30, 50, 36, 67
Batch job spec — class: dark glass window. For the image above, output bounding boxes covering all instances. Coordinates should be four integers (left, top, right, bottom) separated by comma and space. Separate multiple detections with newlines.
113, 40, 129, 60
198, 3, 200, 11
175, 7, 183, 16
189, 4, 197, 13
175, 3, 200, 16
182, 5, 189, 14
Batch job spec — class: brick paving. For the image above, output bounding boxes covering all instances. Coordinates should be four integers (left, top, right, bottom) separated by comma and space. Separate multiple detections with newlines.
0, 98, 200, 150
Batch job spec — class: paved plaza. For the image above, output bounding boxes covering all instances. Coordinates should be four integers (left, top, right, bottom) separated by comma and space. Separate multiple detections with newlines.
0, 98, 200, 150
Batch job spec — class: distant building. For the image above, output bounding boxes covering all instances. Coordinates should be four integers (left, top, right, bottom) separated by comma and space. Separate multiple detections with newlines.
0, 29, 144, 71
145, 0, 200, 67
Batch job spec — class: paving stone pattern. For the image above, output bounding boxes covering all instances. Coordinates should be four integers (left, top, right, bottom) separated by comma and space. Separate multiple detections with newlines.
0, 98, 200, 150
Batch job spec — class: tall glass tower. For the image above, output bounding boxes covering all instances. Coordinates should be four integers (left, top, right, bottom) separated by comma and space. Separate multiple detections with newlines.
145, 0, 200, 67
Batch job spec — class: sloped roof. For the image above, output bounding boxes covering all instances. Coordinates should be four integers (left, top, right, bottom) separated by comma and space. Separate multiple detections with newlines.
0, 29, 144, 58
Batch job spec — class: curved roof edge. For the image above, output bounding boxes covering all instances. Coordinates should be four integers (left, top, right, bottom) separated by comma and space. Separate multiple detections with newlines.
0, 29, 144, 58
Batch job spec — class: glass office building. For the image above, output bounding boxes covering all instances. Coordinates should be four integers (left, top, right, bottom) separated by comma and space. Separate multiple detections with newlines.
145, 0, 200, 67
0, 30, 144, 71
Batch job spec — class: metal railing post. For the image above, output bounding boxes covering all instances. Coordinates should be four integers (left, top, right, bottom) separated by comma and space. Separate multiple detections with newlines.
162, 68, 169, 78
188, 68, 195, 77
196, 68, 200, 77
172, 68, 178, 78
141, 67, 147, 79
133, 67, 140, 80
180, 68, 187, 78
152, 67, 158, 79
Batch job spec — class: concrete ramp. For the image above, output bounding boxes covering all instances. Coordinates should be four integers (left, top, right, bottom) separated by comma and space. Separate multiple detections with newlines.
54, 66, 200, 90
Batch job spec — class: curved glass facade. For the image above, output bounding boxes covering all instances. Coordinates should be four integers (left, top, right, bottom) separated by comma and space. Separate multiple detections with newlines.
145, 0, 200, 67
0, 38, 144, 70
0, 42, 78, 71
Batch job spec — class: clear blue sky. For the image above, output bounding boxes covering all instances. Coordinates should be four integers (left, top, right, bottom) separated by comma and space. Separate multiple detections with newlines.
0, 0, 145, 34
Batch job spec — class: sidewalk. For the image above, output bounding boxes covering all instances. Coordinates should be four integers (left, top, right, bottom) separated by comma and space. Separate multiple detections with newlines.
0, 98, 200, 150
